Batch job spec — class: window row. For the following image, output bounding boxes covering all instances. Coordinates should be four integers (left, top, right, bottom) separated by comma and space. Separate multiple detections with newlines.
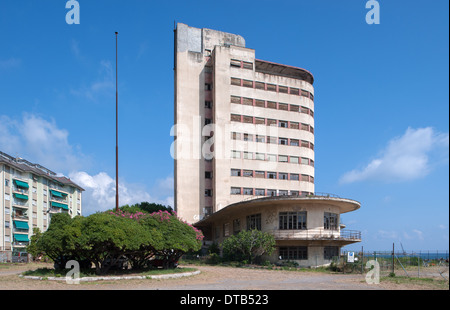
220, 213, 340, 244
230, 187, 313, 196
231, 132, 315, 151
230, 77, 314, 101
230, 169, 314, 183
229, 149, 314, 166
230, 59, 253, 70
278, 246, 339, 260
230, 114, 314, 134
231, 95, 314, 117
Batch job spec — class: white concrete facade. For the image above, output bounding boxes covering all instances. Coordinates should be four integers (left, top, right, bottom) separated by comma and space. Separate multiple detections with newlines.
174, 23, 361, 267
0, 151, 83, 258
174, 23, 316, 224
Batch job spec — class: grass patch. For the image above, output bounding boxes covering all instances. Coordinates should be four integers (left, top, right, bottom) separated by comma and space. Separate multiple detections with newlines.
381, 275, 449, 290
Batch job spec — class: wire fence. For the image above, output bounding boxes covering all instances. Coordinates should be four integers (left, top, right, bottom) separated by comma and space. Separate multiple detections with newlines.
335, 249, 449, 280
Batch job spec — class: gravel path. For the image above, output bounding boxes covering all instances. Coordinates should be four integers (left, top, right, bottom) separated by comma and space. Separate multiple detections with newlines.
0, 263, 445, 290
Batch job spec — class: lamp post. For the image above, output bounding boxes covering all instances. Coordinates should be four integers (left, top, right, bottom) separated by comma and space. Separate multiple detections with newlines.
115, 31, 119, 212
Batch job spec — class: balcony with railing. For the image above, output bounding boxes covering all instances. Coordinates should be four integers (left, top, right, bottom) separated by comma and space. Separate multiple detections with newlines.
272, 229, 361, 244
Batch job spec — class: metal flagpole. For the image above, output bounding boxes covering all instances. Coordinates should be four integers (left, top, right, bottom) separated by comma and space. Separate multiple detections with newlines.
115, 31, 119, 212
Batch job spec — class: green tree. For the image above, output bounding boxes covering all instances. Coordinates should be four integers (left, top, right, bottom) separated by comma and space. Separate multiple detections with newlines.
141, 210, 203, 268
221, 229, 276, 264
33, 213, 82, 270
78, 212, 149, 274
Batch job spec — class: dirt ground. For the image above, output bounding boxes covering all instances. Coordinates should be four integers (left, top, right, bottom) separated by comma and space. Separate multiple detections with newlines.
0, 262, 448, 290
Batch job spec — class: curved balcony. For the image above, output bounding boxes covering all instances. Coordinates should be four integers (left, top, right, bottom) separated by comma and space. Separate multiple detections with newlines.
272, 229, 361, 245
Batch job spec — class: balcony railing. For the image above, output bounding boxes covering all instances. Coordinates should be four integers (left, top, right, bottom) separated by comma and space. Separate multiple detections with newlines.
272, 229, 361, 241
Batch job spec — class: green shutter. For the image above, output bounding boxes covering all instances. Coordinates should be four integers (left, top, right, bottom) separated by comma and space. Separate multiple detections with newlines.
13, 179, 29, 189
14, 234, 30, 242
50, 190, 63, 198
14, 220, 29, 230
13, 193, 28, 200
51, 201, 69, 210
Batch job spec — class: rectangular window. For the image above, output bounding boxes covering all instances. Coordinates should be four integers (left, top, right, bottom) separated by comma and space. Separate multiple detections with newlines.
205, 101, 212, 108
231, 77, 241, 86
255, 189, 265, 196
267, 101, 277, 109
242, 61, 253, 70
255, 117, 265, 125
255, 81, 265, 89
231, 187, 241, 195
301, 157, 310, 165
266, 84, 276, 92
243, 133, 253, 141
290, 174, 299, 181
223, 223, 230, 237
255, 171, 265, 178
267, 189, 277, 196
267, 172, 277, 179
267, 154, 277, 162
233, 219, 241, 234
255, 153, 265, 161
243, 170, 253, 177
242, 97, 253, 105
278, 103, 289, 110
279, 211, 307, 230
243, 188, 253, 195
278, 86, 288, 93
279, 190, 288, 196
205, 171, 213, 179
243, 115, 253, 123
290, 104, 299, 112
324, 246, 339, 260
267, 136, 277, 144
205, 189, 212, 197
231, 150, 241, 159
231, 169, 241, 176
278, 155, 288, 163
301, 89, 309, 97
246, 214, 261, 230
231, 96, 241, 104
255, 135, 265, 142
243, 152, 253, 160
279, 121, 288, 128
290, 122, 299, 130
279, 246, 307, 260
231, 114, 241, 122
279, 138, 288, 145
290, 156, 299, 164
324, 212, 338, 230
255, 99, 265, 107
290, 139, 299, 146
205, 83, 212, 91
231, 132, 241, 140
279, 173, 288, 180
289, 88, 300, 95
266, 119, 277, 126
230, 59, 241, 67
242, 80, 253, 88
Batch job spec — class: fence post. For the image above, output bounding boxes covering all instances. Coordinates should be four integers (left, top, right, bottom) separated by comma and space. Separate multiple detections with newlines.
392, 243, 395, 275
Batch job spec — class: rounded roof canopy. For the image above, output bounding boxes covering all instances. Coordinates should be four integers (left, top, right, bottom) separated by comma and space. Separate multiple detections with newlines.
195, 195, 361, 227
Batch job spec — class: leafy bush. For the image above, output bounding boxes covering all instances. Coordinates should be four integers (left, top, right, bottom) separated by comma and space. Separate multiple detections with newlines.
221, 229, 275, 264
28, 205, 203, 274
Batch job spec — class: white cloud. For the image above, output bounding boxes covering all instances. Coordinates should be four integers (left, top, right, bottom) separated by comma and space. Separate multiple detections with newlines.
0, 57, 21, 69
340, 127, 449, 184
0, 114, 88, 173
0, 113, 173, 215
70, 60, 114, 101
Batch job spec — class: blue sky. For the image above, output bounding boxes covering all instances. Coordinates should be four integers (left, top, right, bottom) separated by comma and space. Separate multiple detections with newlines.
0, 0, 448, 251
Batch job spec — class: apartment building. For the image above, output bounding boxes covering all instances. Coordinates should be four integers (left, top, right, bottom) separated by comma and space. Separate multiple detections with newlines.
174, 23, 361, 266
0, 151, 83, 260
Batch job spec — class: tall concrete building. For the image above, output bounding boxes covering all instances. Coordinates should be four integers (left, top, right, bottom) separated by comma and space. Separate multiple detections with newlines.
0, 151, 83, 261
174, 23, 361, 266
